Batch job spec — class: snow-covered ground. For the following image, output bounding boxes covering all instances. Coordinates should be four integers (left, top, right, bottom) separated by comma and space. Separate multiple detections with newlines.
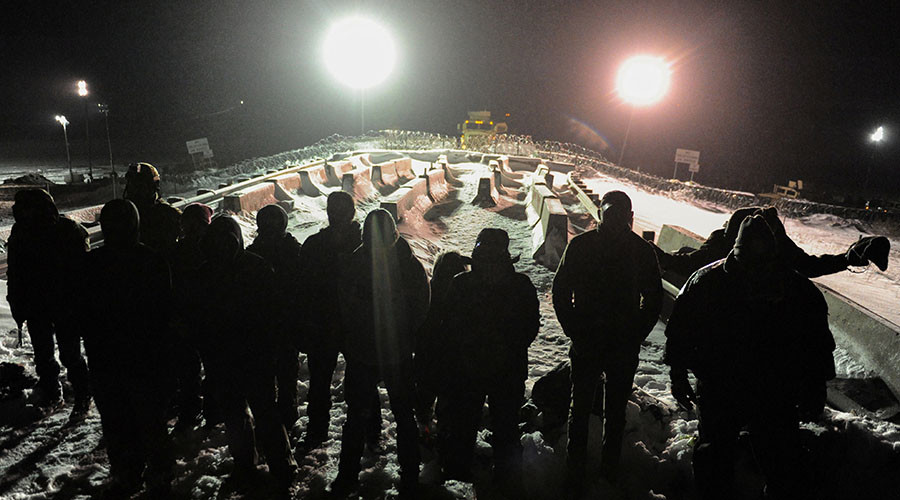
0, 159, 899, 499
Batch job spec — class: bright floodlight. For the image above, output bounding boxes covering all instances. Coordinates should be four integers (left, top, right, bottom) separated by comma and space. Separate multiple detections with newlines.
616, 55, 671, 106
871, 126, 884, 143
323, 17, 396, 89
55, 115, 68, 126
77, 80, 88, 97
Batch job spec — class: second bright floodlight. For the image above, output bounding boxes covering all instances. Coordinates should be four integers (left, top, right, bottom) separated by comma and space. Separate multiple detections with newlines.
323, 17, 396, 89
616, 55, 671, 106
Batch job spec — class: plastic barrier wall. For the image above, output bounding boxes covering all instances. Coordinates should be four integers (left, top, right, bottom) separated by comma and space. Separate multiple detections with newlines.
526, 167, 568, 269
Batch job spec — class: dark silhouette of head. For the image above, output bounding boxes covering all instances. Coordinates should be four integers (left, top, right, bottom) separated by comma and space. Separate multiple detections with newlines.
724, 206, 762, 244
12, 188, 58, 228
202, 215, 244, 265
362, 209, 398, 250
732, 215, 777, 266
181, 203, 213, 239
471, 228, 519, 279
100, 199, 140, 248
599, 190, 633, 231
123, 162, 161, 207
256, 204, 288, 238
431, 251, 472, 295
327, 191, 355, 226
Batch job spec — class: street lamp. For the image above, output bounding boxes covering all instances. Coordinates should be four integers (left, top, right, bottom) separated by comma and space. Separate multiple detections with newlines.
55, 115, 73, 182
323, 17, 396, 134
98, 103, 116, 197
77, 80, 93, 180
865, 125, 885, 194
615, 55, 671, 166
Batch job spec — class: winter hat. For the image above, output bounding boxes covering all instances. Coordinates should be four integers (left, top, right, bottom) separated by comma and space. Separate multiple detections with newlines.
724, 206, 761, 244
12, 188, 58, 226
182, 203, 213, 226
326, 191, 355, 225
472, 228, 520, 264
362, 209, 398, 248
257, 204, 288, 236
100, 199, 140, 247
123, 162, 161, 201
202, 215, 244, 262
732, 215, 777, 264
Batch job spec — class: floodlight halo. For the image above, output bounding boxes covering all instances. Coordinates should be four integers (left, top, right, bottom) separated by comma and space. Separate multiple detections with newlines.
323, 17, 396, 89
616, 55, 670, 106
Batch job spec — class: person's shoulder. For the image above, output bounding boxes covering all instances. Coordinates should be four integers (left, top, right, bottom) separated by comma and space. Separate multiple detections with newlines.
153, 200, 182, 218
512, 271, 536, 289
683, 258, 726, 290
282, 233, 302, 253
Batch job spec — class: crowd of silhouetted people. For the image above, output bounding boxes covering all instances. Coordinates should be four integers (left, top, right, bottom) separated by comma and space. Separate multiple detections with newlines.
6, 162, 890, 499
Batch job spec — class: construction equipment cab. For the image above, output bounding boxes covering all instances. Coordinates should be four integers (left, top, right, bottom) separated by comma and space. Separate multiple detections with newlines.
458, 111, 508, 149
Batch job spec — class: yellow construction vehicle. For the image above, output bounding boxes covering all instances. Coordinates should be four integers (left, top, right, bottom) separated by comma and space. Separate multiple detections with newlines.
457, 111, 508, 149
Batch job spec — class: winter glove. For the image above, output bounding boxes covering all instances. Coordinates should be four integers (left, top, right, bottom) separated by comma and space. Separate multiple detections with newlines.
798, 384, 827, 422
846, 236, 890, 271
670, 368, 697, 411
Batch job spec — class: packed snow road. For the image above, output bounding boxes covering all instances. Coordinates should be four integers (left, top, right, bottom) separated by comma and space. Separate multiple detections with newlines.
0, 157, 898, 500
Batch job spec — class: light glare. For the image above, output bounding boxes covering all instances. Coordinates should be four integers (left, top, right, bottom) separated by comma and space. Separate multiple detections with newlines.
871, 126, 884, 143
616, 55, 671, 106
55, 115, 68, 126
323, 17, 396, 89
77, 80, 88, 97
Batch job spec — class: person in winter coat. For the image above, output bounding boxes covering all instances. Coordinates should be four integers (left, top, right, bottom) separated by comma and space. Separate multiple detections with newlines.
6, 188, 91, 413
653, 205, 889, 282
169, 202, 213, 432
552, 190, 662, 495
439, 229, 539, 491
330, 209, 430, 498
246, 203, 303, 430
81, 199, 175, 497
190, 216, 296, 492
123, 162, 181, 261
664, 215, 835, 500
297, 191, 381, 450
414, 251, 471, 431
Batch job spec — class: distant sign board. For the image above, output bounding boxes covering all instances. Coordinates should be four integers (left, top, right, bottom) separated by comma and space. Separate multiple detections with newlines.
675, 148, 700, 165
689, 163, 700, 173
202, 149, 214, 159
186, 138, 210, 155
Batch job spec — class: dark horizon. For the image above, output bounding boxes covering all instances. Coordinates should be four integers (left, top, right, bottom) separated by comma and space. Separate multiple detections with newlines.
3, 1, 899, 198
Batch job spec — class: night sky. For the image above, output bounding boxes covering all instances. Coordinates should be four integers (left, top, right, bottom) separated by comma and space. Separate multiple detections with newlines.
3, 1, 899, 197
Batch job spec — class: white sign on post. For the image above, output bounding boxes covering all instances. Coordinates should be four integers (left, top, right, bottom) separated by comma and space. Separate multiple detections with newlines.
202, 149, 214, 159
186, 138, 210, 155
675, 148, 700, 165
689, 163, 700, 173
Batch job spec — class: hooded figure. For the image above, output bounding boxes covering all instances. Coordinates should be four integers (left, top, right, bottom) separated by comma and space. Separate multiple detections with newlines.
331, 209, 429, 498
664, 215, 835, 500
297, 191, 382, 451
190, 215, 297, 492
246, 203, 303, 429
552, 190, 662, 494
6, 188, 91, 411
439, 229, 539, 491
652, 205, 889, 283
81, 199, 175, 497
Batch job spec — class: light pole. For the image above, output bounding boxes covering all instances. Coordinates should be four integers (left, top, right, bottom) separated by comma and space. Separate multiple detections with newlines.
98, 103, 116, 197
55, 115, 73, 182
615, 55, 671, 167
323, 17, 396, 135
77, 80, 93, 180
865, 125, 884, 194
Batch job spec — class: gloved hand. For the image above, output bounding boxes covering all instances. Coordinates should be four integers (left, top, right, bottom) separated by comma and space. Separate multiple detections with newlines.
798, 384, 827, 422
670, 368, 697, 411
846, 235, 890, 271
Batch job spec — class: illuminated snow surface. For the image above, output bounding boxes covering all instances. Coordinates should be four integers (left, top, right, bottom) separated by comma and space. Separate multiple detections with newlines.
0, 160, 899, 499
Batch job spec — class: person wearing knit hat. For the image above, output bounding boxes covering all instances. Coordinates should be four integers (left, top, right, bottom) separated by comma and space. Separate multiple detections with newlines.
553, 190, 663, 495
664, 214, 836, 500
438, 229, 537, 493
247, 204, 304, 430
331, 209, 429, 498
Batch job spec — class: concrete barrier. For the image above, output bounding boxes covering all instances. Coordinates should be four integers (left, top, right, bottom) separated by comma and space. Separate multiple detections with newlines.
491, 165, 509, 196
372, 162, 400, 187
424, 169, 451, 202
567, 172, 599, 222
532, 196, 568, 269
325, 161, 354, 186
64, 205, 104, 225
393, 158, 416, 182
498, 155, 526, 181
656, 224, 705, 253
472, 176, 499, 207
342, 168, 378, 201
380, 177, 431, 222
298, 165, 331, 197
435, 159, 463, 187
269, 173, 302, 194
526, 183, 557, 228
222, 182, 279, 214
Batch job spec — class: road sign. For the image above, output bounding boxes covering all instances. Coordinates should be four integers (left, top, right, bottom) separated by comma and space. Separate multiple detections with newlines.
186, 138, 210, 155
202, 148, 214, 159
688, 163, 699, 173
675, 148, 700, 164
